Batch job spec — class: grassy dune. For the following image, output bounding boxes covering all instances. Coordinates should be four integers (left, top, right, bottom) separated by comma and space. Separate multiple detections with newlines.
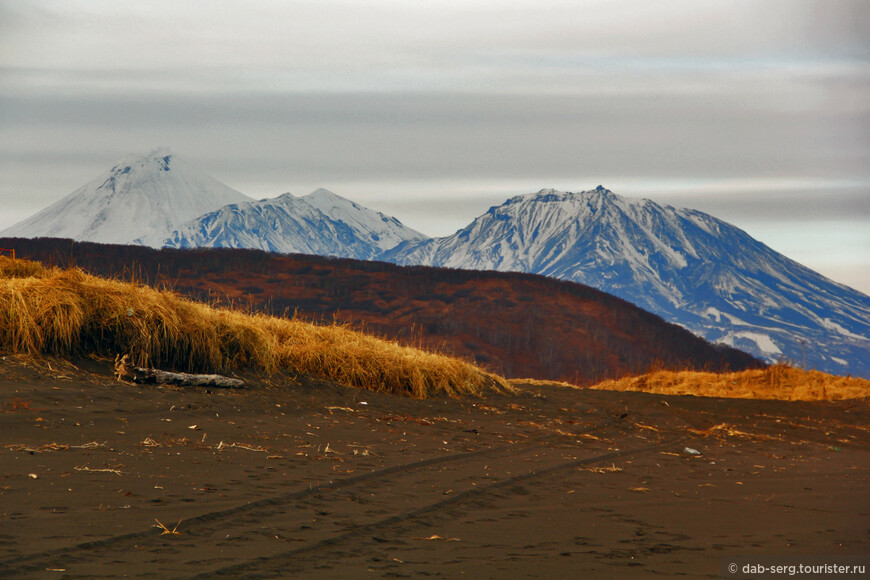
584, 366, 870, 401
0, 257, 513, 398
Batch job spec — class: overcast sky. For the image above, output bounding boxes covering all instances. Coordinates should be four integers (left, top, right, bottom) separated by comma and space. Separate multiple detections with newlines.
1, 0, 868, 293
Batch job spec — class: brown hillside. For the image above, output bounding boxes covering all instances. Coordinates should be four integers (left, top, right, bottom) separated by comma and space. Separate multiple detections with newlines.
2, 238, 762, 384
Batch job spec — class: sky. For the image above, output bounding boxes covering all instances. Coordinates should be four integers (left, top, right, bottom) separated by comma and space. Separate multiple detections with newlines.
1, 0, 868, 294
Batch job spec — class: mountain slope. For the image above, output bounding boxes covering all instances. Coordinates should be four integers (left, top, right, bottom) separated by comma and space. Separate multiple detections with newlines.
163, 188, 426, 260
2, 238, 763, 384
1, 150, 252, 247
386, 187, 870, 378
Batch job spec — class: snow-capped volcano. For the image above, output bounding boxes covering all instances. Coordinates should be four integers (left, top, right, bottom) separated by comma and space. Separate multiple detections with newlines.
1, 150, 252, 247
385, 187, 870, 377
163, 188, 427, 260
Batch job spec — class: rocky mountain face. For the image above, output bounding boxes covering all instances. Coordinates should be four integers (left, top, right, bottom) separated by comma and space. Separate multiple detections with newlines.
164, 188, 426, 260
385, 187, 870, 377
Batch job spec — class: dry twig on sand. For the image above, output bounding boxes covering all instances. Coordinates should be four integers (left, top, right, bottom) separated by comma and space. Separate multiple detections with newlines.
582, 463, 622, 473
74, 466, 123, 476
6, 441, 104, 453
215, 441, 267, 452
153, 519, 182, 536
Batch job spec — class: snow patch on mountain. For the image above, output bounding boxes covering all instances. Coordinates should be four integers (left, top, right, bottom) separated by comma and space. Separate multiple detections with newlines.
718, 331, 783, 356
818, 318, 865, 340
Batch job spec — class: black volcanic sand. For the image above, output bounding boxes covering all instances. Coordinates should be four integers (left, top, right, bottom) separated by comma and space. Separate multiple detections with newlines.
0, 358, 867, 579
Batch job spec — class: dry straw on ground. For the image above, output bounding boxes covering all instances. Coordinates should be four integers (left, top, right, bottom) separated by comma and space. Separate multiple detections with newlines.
584, 366, 869, 401
0, 257, 512, 398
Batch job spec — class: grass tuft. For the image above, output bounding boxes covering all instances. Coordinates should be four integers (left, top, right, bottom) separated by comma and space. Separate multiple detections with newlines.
0, 257, 513, 398
585, 365, 869, 401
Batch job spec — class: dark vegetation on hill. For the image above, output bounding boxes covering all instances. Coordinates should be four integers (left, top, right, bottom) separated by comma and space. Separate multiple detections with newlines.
2, 238, 763, 384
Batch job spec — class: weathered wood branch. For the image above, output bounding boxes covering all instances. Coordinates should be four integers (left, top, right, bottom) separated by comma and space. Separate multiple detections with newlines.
114, 355, 244, 388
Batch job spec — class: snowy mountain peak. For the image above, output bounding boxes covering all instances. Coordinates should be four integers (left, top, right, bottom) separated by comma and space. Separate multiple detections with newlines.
302, 188, 362, 212
514, 186, 617, 205
532, 185, 612, 197
386, 187, 870, 378
165, 187, 427, 261
1, 151, 252, 247
305, 187, 341, 200
110, 148, 174, 175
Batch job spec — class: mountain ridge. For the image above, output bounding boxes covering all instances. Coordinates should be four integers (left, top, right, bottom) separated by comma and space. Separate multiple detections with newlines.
163, 187, 426, 260
385, 187, 870, 377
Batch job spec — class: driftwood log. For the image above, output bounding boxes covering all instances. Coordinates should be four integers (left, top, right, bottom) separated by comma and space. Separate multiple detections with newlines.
114, 355, 245, 388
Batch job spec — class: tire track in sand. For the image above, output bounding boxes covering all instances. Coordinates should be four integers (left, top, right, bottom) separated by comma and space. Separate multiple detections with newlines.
0, 412, 628, 577
189, 432, 686, 579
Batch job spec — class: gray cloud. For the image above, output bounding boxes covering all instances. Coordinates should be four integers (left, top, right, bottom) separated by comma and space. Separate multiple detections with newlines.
2, 88, 866, 185
654, 187, 870, 223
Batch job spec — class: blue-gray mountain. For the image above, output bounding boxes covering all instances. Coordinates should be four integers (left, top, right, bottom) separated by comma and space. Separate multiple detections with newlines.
165, 188, 427, 260
384, 187, 870, 378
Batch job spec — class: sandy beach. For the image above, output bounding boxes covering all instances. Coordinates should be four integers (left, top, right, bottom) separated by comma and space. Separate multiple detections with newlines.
1, 356, 867, 578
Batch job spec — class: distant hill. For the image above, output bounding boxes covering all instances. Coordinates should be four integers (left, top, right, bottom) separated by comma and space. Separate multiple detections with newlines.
3, 238, 762, 384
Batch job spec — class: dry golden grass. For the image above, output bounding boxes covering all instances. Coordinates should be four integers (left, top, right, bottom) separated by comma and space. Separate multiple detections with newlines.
584, 366, 869, 401
508, 377, 578, 389
0, 257, 513, 398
